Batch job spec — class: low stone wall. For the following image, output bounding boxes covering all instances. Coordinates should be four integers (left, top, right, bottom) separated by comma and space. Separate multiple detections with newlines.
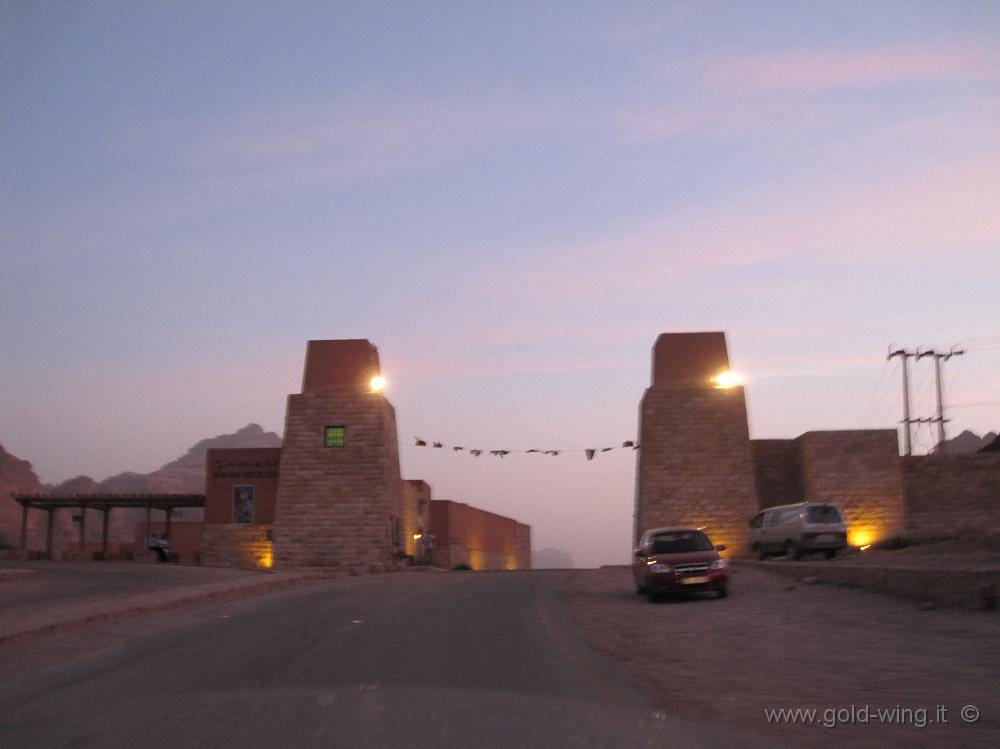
201, 524, 274, 570
431, 544, 515, 570
741, 560, 999, 611
902, 453, 1000, 537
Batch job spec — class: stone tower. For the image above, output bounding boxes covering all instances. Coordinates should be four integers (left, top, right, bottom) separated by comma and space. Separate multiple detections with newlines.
272, 339, 404, 571
634, 332, 758, 554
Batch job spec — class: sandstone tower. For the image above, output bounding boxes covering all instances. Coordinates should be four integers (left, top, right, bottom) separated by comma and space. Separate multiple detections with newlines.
634, 332, 758, 554
272, 339, 404, 570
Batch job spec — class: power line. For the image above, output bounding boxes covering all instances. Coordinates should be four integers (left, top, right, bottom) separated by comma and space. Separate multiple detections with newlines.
887, 348, 918, 456
888, 344, 965, 455
916, 347, 965, 453
861, 359, 893, 428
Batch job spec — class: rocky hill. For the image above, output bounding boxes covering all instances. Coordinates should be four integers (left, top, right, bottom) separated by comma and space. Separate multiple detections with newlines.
532, 548, 575, 568
930, 429, 998, 455
91, 423, 282, 494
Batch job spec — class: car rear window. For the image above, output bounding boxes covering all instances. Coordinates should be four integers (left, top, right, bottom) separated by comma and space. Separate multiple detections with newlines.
650, 532, 714, 553
807, 505, 843, 523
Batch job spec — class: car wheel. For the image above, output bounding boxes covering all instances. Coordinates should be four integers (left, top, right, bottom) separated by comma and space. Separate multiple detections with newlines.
716, 586, 727, 599
784, 541, 800, 561
636, 582, 646, 595
646, 589, 659, 603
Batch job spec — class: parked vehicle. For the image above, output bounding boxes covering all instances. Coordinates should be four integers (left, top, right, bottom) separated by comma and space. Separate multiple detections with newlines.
747, 502, 848, 560
632, 527, 728, 602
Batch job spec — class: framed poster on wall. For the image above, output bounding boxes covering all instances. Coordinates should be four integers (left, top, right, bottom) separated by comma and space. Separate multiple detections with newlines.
233, 485, 254, 523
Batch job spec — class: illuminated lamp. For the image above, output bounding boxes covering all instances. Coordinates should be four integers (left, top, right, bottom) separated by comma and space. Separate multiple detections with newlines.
711, 371, 742, 389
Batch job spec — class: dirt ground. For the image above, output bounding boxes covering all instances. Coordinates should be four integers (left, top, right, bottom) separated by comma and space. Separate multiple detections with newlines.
830, 535, 1000, 571
562, 565, 1000, 749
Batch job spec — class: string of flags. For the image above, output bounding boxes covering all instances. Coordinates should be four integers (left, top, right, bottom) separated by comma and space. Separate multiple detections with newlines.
413, 438, 640, 461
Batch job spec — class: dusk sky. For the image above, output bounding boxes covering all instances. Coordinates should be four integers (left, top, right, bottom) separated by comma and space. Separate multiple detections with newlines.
3, 2, 999, 566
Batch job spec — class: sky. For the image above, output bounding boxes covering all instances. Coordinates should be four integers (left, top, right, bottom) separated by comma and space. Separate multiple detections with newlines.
2, 1, 999, 567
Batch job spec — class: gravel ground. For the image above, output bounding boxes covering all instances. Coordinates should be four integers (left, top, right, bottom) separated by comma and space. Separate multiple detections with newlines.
829, 536, 1000, 571
562, 565, 1000, 749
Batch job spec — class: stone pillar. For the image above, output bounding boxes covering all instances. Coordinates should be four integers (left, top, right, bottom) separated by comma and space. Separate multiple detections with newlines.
634, 332, 758, 555
272, 339, 404, 571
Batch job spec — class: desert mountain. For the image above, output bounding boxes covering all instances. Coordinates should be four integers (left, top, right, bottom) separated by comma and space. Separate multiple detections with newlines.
89, 423, 282, 494
532, 548, 575, 568
930, 430, 998, 455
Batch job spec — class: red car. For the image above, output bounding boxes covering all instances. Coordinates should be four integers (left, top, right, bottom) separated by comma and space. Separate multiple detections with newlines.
632, 527, 729, 601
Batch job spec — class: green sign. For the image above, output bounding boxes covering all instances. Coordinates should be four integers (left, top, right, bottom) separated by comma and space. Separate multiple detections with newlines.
324, 425, 346, 448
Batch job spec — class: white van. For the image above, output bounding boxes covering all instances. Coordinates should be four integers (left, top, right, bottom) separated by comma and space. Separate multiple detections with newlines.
747, 502, 848, 560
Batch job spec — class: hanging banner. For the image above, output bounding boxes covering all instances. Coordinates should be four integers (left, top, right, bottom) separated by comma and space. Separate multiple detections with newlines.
412, 437, 640, 460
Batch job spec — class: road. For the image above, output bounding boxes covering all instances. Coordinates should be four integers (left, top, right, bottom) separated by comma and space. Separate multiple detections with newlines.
0, 570, 777, 748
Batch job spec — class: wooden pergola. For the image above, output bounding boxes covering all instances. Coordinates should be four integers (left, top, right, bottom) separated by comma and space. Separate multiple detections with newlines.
13, 493, 205, 560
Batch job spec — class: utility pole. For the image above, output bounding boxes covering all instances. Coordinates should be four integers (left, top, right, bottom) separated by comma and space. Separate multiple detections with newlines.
887, 348, 917, 456
916, 347, 965, 454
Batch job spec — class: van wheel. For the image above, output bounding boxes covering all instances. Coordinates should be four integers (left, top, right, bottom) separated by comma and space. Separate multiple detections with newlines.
784, 542, 800, 561
755, 544, 767, 561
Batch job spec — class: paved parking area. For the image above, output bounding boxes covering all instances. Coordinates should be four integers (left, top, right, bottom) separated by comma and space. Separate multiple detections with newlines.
561, 565, 1000, 749
0, 561, 317, 642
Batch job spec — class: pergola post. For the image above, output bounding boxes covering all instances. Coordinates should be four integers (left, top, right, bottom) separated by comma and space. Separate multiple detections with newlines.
144, 504, 151, 546
78, 505, 86, 549
45, 508, 54, 559
19, 503, 28, 556
165, 507, 173, 538
101, 508, 110, 560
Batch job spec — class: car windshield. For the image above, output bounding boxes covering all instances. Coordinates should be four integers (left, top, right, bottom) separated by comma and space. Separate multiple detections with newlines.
650, 531, 714, 554
807, 505, 842, 524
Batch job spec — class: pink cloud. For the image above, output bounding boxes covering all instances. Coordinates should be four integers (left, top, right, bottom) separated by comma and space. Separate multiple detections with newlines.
703, 41, 1000, 94
621, 41, 1000, 142
458, 152, 1000, 315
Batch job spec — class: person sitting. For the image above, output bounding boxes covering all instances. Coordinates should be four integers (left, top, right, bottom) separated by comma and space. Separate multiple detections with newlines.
147, 534, 167, 563
160, 534, 178, 563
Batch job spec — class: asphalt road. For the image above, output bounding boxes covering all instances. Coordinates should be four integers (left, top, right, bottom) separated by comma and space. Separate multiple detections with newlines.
0, 570, 779, 748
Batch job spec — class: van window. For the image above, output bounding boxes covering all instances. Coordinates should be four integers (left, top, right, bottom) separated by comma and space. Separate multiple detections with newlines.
807, 505, 843, 524
749, 513, 763, 529
765, 511, 780, 528
779, 508, 801, 524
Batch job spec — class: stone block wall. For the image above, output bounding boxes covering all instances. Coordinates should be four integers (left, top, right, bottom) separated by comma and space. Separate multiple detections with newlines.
204, 447, 281, 525
272, 390, 403, 570
635, 333, 758, 555
514, 522, 531, 570
272, 339, 403, 571
429, 499, 530, 570
751, 439, 803, 508
201, 524, 274, 569
798, 430, 905, 546
402, 479, 431, 558
902, 453, 1000, 537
